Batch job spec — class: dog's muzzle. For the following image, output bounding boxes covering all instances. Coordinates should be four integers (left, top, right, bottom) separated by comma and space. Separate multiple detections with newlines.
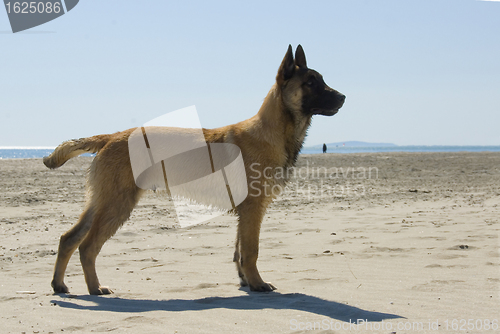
312, 94, 346, 116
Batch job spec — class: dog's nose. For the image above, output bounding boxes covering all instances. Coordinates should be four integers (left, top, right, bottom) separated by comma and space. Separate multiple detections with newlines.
338, 94, 346, 106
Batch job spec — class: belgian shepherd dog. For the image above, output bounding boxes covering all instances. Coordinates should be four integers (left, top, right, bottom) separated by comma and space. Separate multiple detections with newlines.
44, 45, 345, 294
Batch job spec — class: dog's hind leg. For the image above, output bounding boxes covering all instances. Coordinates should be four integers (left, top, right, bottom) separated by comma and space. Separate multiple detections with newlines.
78, 190, 140, 295
78, 214, 120, 295
235, 197, 277, 292
52, 208, 94, 294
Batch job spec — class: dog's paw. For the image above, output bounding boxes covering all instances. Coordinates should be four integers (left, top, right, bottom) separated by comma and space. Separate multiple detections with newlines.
51, 280, 69, 294
239, 277, 248, 287
90, 286, 114, 295
249, 282, 277, 292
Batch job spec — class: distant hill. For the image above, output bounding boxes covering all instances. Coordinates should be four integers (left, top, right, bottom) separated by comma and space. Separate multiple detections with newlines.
305, 141, 397, 150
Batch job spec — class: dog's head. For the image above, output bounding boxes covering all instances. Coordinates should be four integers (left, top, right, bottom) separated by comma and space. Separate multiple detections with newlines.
277, 45, 345, 117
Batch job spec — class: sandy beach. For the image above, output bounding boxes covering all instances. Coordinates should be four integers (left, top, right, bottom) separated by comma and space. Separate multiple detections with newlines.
1, 152, 499, 333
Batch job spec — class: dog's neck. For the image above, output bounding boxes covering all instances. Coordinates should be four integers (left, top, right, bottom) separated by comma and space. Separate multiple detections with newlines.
255, 84, 312, 169
256, 85, 284, 130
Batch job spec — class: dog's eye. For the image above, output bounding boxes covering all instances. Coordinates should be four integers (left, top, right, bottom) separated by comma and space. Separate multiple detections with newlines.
306, 80, 314, 87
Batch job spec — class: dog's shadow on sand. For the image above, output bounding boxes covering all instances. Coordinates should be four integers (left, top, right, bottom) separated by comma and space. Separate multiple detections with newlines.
52, 290, 403, 322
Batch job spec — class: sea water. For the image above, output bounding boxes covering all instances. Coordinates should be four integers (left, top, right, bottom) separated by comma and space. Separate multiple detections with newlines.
1, 146, 500, 159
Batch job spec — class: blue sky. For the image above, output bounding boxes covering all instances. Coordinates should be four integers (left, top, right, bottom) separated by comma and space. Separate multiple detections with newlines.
1, 0, 499, 147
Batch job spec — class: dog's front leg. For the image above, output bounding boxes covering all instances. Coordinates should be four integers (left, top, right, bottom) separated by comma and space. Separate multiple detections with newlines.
235, 197, 276, 292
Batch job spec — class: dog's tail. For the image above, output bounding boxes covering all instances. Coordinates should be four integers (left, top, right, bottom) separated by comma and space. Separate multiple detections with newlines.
43, 134, 112, 169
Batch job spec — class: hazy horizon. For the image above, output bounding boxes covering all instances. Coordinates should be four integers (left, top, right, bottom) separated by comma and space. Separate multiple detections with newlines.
3, 142, 500, 151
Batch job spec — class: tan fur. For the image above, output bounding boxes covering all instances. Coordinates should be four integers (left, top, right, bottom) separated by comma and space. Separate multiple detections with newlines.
46, 45, 345, 294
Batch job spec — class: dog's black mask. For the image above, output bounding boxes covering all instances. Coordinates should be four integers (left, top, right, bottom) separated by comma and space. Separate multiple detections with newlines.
299, 67, 345, 116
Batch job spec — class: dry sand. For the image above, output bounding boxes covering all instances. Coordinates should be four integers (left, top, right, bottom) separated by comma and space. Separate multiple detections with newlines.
0, 152, 499, 333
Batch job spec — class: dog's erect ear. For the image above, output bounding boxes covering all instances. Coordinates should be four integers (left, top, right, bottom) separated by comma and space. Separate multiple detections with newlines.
295, 45, 307, 68
276, 44, 295, 85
